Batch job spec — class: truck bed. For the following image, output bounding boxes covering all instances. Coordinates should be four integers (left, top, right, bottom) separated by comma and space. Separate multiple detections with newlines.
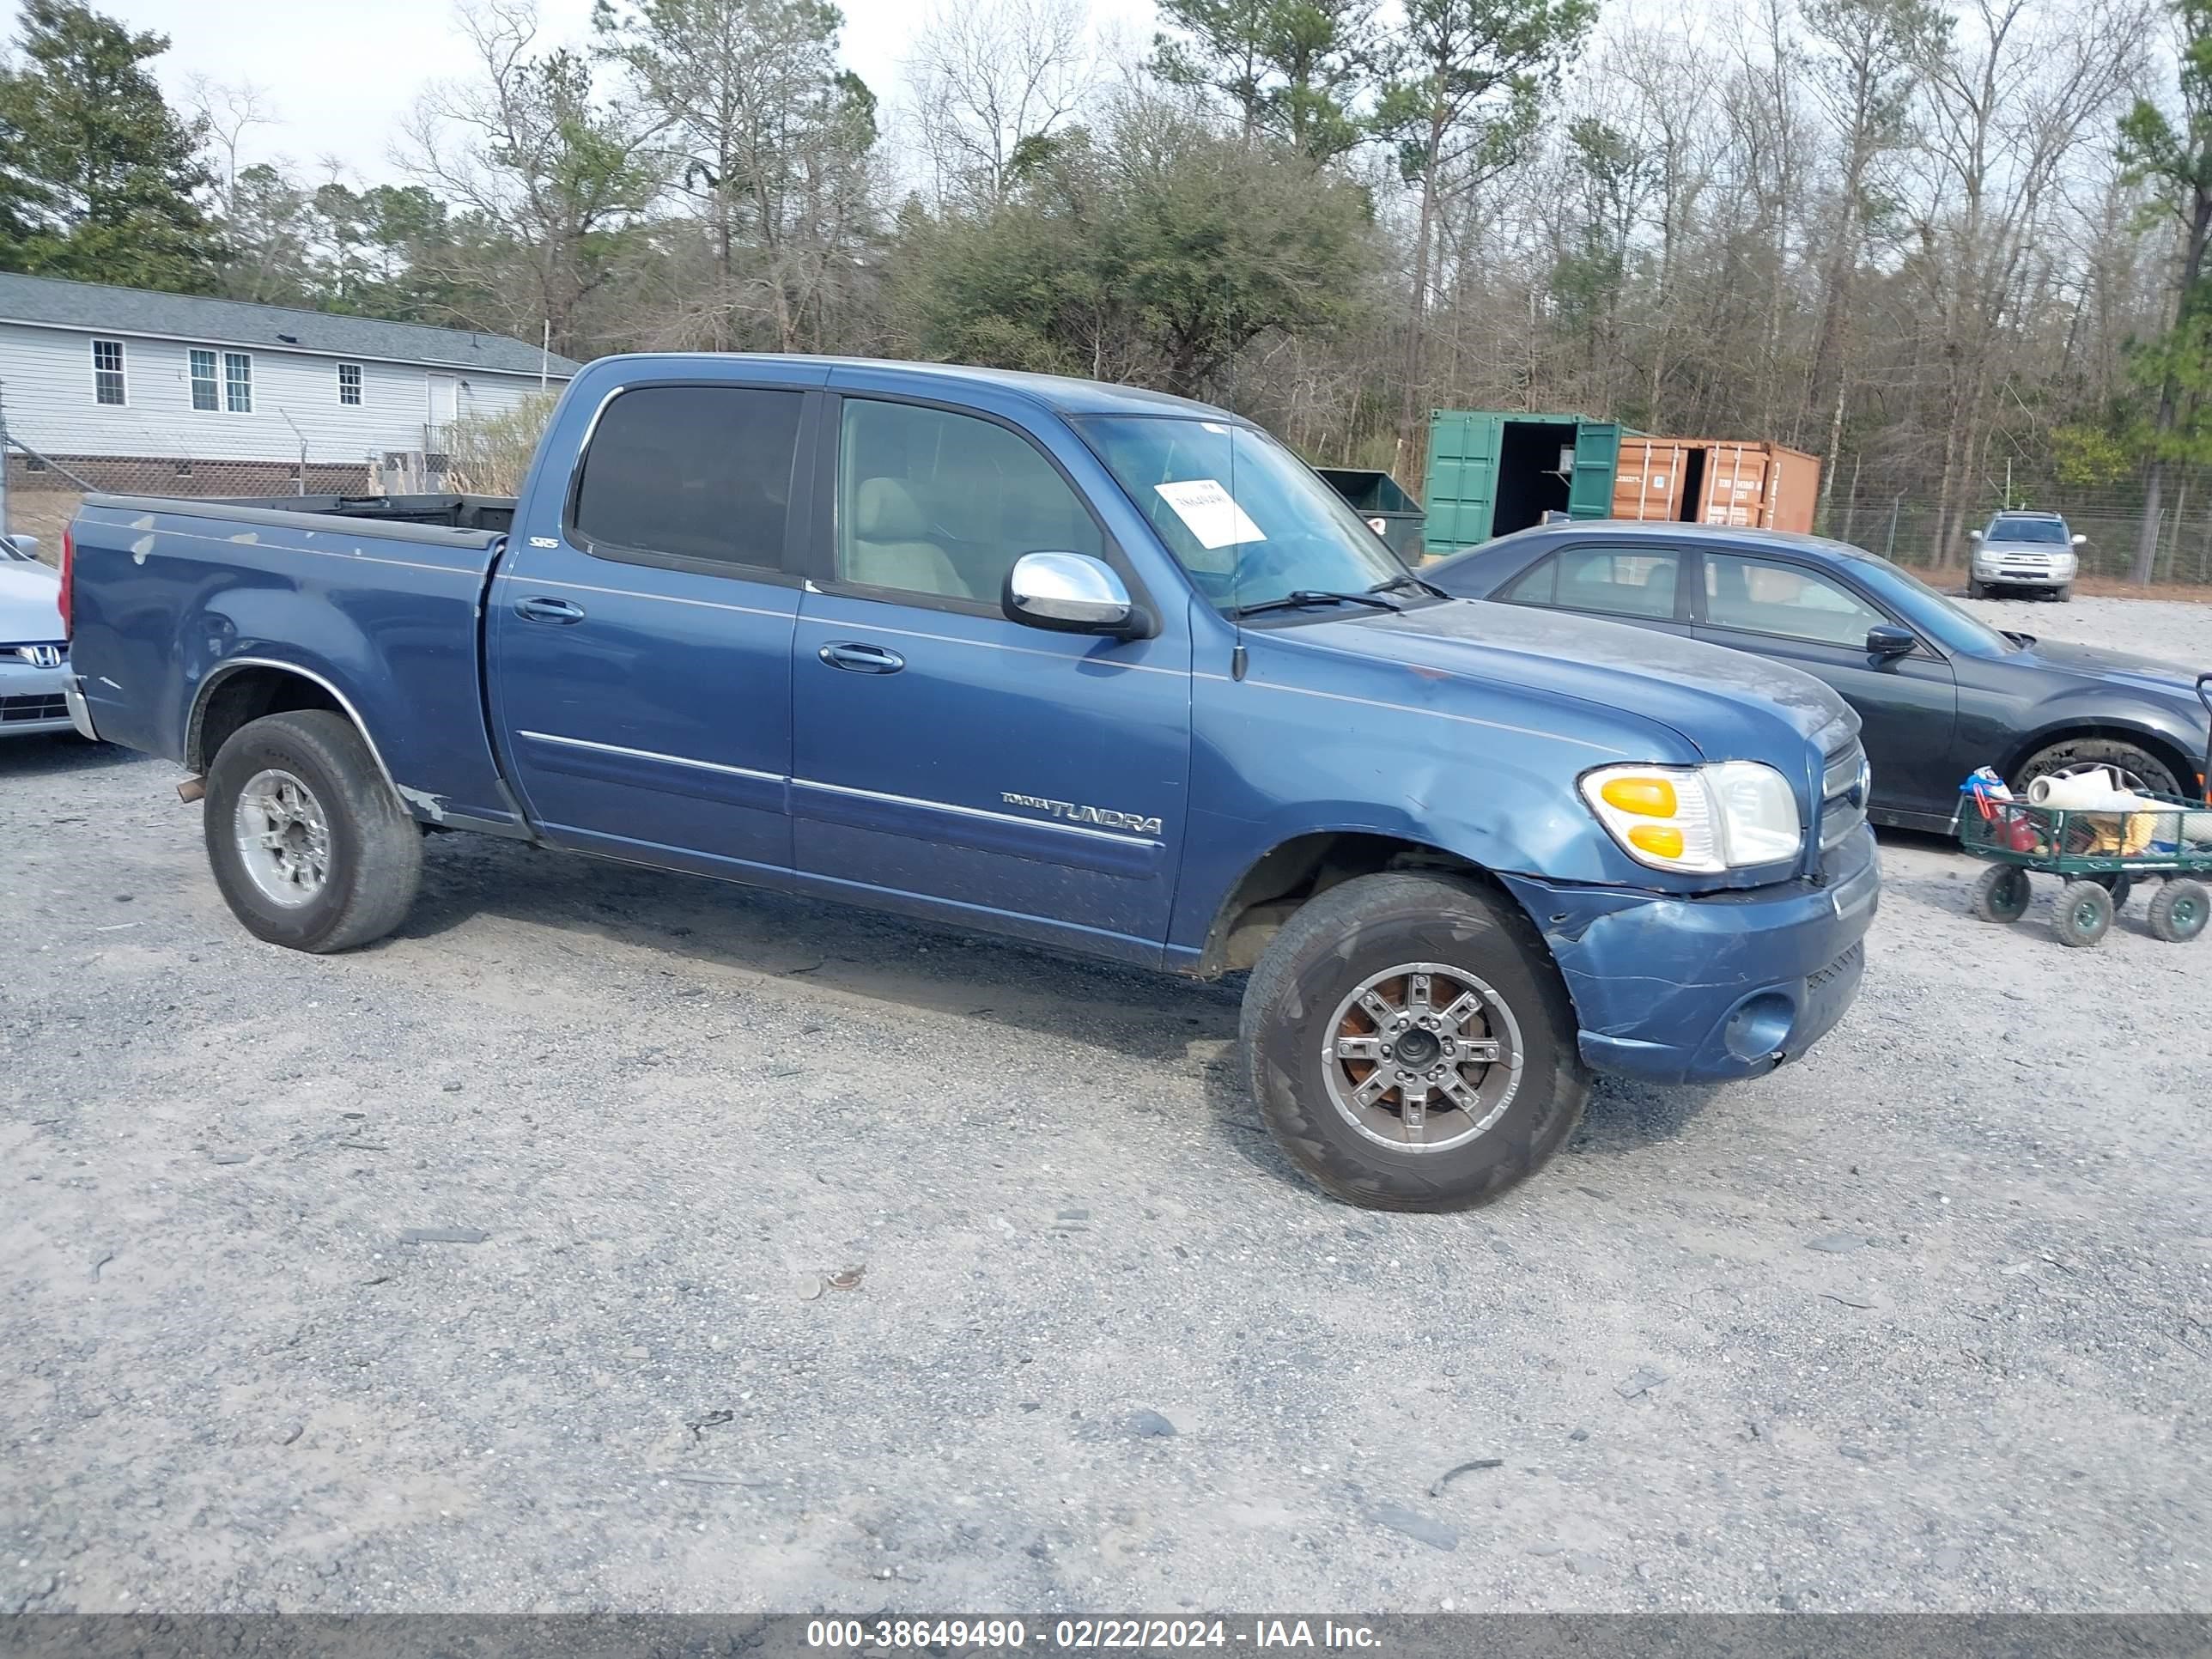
66, 491, 522, 835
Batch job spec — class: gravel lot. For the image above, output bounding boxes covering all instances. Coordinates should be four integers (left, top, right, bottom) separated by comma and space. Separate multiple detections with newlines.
3, 594, 2207, 1617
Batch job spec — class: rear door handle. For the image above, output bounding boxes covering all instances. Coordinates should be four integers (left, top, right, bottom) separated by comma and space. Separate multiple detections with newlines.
514, 596, 586, 624
818, 641, 905, 674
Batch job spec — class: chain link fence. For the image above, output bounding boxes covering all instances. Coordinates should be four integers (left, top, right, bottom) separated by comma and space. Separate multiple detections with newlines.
1824, 460, 2212, 588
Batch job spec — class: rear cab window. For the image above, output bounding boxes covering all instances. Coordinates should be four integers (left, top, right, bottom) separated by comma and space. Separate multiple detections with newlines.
570, 385, 804, 576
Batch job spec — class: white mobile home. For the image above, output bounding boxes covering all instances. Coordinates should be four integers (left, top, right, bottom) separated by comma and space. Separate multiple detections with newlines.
0, 273, 581, 497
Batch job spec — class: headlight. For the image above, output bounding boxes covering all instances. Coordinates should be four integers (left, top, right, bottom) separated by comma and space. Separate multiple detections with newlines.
1580, 762, 1802, 873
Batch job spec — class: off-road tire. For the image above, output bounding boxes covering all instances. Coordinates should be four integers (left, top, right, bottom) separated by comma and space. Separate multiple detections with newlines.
2015, 738, 2182, 802
2052, 878, 2114, 949
1969, 864, 2030, 924
204, 709, 423, 953
2147, 878, 2209, 945
1240, 871, 1587, 1212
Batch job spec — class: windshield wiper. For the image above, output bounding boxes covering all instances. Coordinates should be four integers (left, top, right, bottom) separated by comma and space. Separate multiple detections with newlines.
1232, 588, 1403, 618
1368, 571, 1450, 601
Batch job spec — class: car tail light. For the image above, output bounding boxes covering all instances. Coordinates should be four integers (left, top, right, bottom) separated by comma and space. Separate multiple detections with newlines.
58, 522, 73, 638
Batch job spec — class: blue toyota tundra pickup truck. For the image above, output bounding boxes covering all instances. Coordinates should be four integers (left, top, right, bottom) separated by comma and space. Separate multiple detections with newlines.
58, 354, 1878, 1210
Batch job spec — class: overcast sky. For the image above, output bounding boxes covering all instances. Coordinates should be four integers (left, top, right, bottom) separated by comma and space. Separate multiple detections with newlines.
46, 0, 1161, 185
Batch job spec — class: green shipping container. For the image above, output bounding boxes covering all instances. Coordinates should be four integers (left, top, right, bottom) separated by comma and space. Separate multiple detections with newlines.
1421, 410, 1622, 555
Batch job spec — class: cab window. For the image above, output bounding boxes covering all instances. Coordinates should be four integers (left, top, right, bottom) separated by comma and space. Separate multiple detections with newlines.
836, 398, 1104, 604
1705, 554, 1885, 647
1552, 545, 1680, 620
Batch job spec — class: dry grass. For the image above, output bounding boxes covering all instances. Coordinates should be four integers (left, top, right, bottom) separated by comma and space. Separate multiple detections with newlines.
6, 491, 83, 565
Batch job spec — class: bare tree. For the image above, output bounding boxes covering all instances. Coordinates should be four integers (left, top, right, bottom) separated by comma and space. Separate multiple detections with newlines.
906, 0, 1093, 206
186, 75, 279, 216
397, 0, 662, 355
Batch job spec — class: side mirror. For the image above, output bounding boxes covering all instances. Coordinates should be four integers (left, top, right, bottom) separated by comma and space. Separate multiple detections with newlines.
2070, 533, 2087, 546
1867, 624, 1917, 658
1967, 530, 1983, 541
1004, 551, 1140, 636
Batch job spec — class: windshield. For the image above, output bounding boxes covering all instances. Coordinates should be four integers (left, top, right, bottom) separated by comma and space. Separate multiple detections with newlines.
1073, 416, 1408, 613
1989, 516, 2067, 544
1848, 553, 2014, 656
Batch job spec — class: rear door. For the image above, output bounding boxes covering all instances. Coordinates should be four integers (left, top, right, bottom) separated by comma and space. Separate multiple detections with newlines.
1497, 538, 1692, 637
488, 369, 822, 876
1691, 550, 1959, 818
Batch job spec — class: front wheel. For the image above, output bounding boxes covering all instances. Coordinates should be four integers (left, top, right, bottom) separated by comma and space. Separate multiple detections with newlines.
1966, 578, 1987, 599
2016, 739, 2181, 803
1240, 872, 1588, 1211
1970, 864, 2031, 923
204, 709, 423, 953
2054, 583, 2074, 602
2052, 879, 2114, 948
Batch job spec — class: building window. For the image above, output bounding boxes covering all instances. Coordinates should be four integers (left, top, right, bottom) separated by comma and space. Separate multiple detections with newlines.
337, 362, 362, 405
92, 338, 125, 405
189, 349, 219, 411
223, 352, 252, 413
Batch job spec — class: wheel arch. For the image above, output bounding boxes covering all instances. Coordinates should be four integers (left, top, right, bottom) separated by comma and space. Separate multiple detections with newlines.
188, 659, 401, 796
1191, 830, 1521, 978
1999, 718, 2203, 795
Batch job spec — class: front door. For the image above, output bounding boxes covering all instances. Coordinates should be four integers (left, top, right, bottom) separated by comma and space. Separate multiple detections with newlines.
1692, 550, 1959, 820
488, 378, 817, 876
427, 373, 459, 441
788, 393, 1190, 963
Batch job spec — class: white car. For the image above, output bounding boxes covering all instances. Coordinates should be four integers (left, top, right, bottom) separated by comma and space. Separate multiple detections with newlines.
1, 537, 77, 738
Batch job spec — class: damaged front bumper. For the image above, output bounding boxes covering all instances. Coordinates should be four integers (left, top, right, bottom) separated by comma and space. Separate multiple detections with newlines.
1501, 828, 1880, 1085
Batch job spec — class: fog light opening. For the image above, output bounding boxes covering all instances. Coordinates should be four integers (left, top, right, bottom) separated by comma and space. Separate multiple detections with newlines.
1723, 992, 1795, 1062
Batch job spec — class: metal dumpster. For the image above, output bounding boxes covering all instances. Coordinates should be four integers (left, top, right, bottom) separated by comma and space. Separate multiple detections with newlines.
1313, 466, 1426, 562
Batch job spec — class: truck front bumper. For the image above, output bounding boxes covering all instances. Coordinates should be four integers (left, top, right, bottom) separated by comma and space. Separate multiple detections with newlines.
1501, 829, 1880, 1086
1972, 556, 2073, 590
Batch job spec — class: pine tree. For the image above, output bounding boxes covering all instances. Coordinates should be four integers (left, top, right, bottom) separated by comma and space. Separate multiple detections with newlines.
0, 0, 223, 292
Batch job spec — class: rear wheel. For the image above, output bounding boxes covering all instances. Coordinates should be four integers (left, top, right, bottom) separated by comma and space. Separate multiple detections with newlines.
2052, 879, 2114, 949
1969, 864, 2031, 923
2148, 878, 2209, 944
204, 710, 422, 953
1241, 872, 1587, 1211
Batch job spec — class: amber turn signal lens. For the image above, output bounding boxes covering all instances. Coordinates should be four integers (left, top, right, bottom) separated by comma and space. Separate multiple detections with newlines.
1601, 775, 1679, 817
1627, 823, 1686, 860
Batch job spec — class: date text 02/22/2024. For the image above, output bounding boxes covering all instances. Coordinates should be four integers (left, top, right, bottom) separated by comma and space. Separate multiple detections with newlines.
803, 1619, 1383, 1650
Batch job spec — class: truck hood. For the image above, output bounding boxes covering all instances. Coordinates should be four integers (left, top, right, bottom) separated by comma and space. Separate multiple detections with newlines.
0, 560, 63, 641
1287, 598, 1857, 757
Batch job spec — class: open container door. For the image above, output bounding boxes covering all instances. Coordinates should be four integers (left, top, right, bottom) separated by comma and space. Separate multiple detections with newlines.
1421, 410, 1504, 553
1569, 422, 1621, 520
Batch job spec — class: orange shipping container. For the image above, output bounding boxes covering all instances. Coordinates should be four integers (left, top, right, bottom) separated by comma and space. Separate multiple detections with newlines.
1612, 438, 1692, 522
1691, 440, 1821, 534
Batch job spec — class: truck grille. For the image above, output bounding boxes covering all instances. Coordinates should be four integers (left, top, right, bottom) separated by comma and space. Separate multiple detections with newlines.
1819, 738, 1869, 859
2, 693, 67, 723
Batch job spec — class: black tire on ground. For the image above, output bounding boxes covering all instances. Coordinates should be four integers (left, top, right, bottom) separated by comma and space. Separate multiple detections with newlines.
1969, 864, 2031, 923
2055, 583, 2074, 602
2147, 878, 2209, 944
2086, 872, 2134, 910
2052, 878, 2114, 949
1240, 870, 1588, 1212
204, 709, 423, 953
2014, 738, 2182, 801
1966, 579, 1986, 599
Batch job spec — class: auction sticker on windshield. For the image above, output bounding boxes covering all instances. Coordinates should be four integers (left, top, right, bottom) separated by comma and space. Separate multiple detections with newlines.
1154, 478, 1265, 550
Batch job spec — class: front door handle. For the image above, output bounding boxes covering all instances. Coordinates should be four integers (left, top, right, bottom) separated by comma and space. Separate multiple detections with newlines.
818, 641, 905, 675
514, 596, 586, 625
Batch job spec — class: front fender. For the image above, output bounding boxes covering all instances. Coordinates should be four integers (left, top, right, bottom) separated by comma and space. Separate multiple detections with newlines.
2002, 695, 2210, 792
